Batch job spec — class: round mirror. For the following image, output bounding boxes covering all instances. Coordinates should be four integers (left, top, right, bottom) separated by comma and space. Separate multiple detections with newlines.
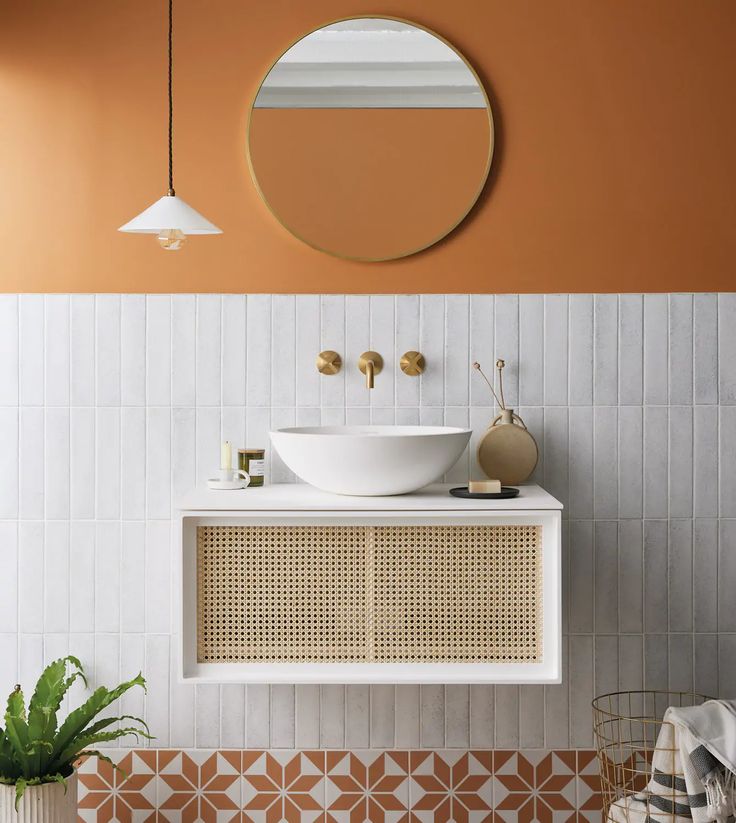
248, 18, 493, 261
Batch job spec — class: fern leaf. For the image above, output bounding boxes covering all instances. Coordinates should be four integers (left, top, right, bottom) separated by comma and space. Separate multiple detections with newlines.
52, 725, 151, 774
47, 674, 146, 771
0, 729, 20, 781
27, 656, 85, 775
4, 688, 33, 778
13, 778, 27, 812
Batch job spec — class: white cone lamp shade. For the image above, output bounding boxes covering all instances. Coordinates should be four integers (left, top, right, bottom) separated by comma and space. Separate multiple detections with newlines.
118, 194, 222, 235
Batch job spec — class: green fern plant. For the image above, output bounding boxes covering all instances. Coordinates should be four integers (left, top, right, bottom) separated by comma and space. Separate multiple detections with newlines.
0, 656, 152, 809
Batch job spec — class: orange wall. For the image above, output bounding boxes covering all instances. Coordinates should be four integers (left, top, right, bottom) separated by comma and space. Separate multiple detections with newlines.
1, 0, 735, 293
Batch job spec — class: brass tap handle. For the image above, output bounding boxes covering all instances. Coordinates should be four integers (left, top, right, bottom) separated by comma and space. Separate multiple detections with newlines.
400, 351, 425, 376
358, 351, 383, 389
316, 350, 342, 375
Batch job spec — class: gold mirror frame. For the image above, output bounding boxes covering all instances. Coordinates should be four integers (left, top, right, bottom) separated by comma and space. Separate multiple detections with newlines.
246, 15, 495, 262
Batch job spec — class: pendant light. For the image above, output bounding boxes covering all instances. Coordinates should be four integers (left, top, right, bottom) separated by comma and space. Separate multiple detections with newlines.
119, 0, 221, 249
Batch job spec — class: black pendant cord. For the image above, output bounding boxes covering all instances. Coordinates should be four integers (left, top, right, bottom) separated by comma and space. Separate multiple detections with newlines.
167, 0, 175, 196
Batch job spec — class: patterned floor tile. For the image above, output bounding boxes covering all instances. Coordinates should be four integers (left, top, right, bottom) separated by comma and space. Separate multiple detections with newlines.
241, 750, 324, 823
409, 750, 493, 823
157, 750, 241, 823
325, 751, 410, 823
493, 750, 576, 823
78, 750, 157, 823
575, 751, 604, 821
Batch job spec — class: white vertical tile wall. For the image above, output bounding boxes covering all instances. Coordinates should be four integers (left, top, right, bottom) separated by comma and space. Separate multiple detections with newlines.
0, 292, 731, 750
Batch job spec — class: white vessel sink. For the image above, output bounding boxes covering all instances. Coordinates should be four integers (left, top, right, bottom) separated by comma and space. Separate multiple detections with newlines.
270, 425, 471, 496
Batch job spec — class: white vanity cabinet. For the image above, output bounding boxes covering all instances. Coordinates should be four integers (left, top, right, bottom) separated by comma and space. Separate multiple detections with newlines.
176, 484, 562, 684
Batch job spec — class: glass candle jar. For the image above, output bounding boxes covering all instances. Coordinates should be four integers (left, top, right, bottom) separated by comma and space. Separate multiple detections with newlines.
238, 448, 265, 487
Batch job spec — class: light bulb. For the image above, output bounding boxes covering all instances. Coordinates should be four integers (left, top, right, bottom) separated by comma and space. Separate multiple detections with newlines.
157, 229, 186, 251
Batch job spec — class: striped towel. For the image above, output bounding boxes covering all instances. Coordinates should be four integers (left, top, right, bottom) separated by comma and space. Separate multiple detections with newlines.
608, 700, 736, 823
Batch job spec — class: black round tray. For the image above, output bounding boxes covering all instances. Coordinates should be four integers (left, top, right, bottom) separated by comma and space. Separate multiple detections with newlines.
449, 486, 520, 500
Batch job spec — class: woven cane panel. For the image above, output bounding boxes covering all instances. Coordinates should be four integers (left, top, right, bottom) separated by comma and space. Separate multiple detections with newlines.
196, 524, 542, 664
373, 525, 542, 663
197, 526, 368, 663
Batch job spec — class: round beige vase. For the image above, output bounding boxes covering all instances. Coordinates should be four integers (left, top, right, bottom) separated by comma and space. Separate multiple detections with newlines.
0, 774, 77, 823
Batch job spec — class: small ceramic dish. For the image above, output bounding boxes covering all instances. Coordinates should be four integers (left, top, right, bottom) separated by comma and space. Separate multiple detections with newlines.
449, 486, 519, 500
207, 478, 248, 490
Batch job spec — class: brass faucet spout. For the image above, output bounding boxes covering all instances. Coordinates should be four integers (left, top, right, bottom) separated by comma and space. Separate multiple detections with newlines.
358, 351, 383, 389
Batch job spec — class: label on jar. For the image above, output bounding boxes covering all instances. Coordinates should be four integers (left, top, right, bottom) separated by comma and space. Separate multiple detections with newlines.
248, 459, 265, 477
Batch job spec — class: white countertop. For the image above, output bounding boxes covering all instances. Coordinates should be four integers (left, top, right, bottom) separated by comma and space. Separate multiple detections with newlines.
177, 483, 563, 512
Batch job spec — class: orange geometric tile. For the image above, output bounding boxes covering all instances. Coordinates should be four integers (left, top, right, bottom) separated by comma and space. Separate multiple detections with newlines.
325, 751, 410, 823
242, 751, 324, 823
409, 751, 492, 823
157, 751, 241, 823
493, 751, 576, 823
78, 750, 157, 823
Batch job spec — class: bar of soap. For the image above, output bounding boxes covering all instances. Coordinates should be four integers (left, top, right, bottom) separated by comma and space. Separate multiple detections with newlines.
468, 479, 501, 493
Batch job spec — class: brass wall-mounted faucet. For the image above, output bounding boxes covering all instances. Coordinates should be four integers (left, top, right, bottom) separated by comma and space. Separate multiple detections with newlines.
358, 351, 383, 389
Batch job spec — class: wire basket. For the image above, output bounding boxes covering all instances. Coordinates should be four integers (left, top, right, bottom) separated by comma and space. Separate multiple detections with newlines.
592, 690, 713, 821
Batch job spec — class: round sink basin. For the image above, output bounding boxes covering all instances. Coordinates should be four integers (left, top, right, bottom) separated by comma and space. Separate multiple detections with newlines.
270, 425, 471, 496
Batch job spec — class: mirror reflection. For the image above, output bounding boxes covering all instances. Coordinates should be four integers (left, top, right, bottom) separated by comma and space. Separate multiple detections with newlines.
248, 18, 494, 261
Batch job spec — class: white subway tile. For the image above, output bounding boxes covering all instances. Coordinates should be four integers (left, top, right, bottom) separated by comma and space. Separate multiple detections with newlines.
0, 295, 18, 405
45, 407, 69, 519
246, 295, 271, 407
69, 522, 95, 633
643, 521, 668, 633
44, 521, 69, 633
18, 634, 44, 695
519, 685, 544, 748
396, 295, 420, 407
469, 294, 494, 407
669, 294, 693, 404
19, 407, 44, 519
469, 684, 494, 748
19, 295, 45, 406
594, 294, 618, 405
370, 684, 395, 748
345, 296, 370, 407
145, 520, 171, 634
568, 406, 593, 518
295, 685, 320, 748
221, 685, 246, 748
694, 406, 718, 517
196, 295, 221, 406
693, 519, 718, 633
270, 684, 296, 747
195, 406, 220, 486
644, 406, 669, 518
121, 407, 145, 519
121, 295, 146, 406
120, 634, 146, 738
569, 520, 593, 633
94, 522, 120, 633
196, 684, 220, 748
669, 520, 693, 632
295, 295, 320, 408
693, 293, 718, 404
594, 635, 619, 697
221, 295, 247, 406
669, 634, 693, 692
247, 684, 271, 748
720, 407, 736, 517
370, 295, 396, 408
395, 685, 420, 748
444, 406, 469, 483
121, 523, 145, 633
594, 521, 618, 633
70, 295, 95, 406
518, 294, 543, 407
544, 294, 568, 406
95, 407, 120, 519
0, 408, 19, 518
171, 295, 196, 406
221, 406, 246, 454
569, 294, 593, 405
718, 520, 736, 632
618, 294, 643, 405
146, 407, 171, 517
270, 407, 296, 483
618, 406, 643, 518
320, 295, 345, 408
445, 684, 470, 748
669, 406, 693, 517
0, 523, 18, 631
544, 640, 569, 748
95, 295, 121, 406
444, 294, 469, 407
0, 635, 17, 699
169, 645, 195, 748
171, 407, 196, 502
644, 294, 668, 404
145, 635, 170, 746
618, 520, 643, 633
420, 295, 445, 407
70, 407, 95, 519
19, 522, 44, 633
719, 293, 736, 404
494, 685, 518, 748
271, 295, 296, 407
146, 295, 171, 406
319, 685, 344, 748
693, 634, 718, 698
420, 684, 445, 748
345, 685, 369, 748
594, 406, 618, 518
41, 295, 68, 405
494, 294, 519, 408
569, 635, 594, 747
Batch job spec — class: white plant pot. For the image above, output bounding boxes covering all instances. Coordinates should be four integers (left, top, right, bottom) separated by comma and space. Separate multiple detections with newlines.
0, 774, 77, 823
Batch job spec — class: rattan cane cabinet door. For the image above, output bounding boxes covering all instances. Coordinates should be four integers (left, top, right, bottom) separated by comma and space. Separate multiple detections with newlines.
196, 524, 543, 666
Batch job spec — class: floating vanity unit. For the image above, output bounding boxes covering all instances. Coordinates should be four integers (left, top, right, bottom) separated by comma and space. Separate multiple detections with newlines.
176, 484, 563, 684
